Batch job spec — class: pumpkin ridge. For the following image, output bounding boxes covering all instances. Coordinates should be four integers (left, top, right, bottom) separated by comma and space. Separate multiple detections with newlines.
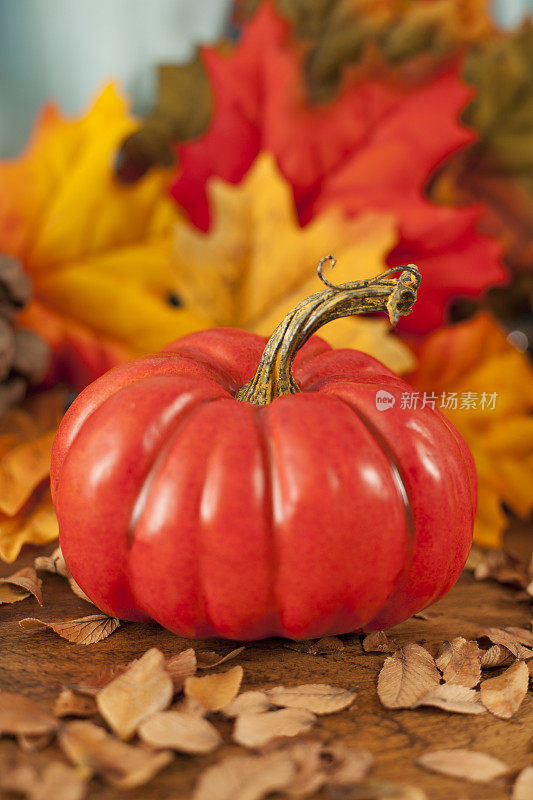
127, 393, 230, 630
330, 393, 417, 625
254, 406, 280, 635
419, 409, 477, 607
127, 392, 228, 547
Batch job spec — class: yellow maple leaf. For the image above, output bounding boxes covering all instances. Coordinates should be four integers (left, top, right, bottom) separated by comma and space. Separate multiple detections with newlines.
174, 152, 415, 373
409, 313, 533, 548
0, 390, 66, 562
0, 85, 210, 387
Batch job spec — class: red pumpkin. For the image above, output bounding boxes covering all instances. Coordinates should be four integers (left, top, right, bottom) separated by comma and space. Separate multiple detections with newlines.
51, 265, 476, 640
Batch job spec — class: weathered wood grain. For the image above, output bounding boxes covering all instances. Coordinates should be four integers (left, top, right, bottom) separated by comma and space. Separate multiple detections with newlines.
1, 527, 532, 800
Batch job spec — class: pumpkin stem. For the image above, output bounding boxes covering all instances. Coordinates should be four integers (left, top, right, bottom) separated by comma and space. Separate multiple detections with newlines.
236, 257, 421, 406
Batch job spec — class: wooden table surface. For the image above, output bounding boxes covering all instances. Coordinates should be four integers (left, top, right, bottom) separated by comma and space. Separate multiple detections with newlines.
1, 523, 532, 800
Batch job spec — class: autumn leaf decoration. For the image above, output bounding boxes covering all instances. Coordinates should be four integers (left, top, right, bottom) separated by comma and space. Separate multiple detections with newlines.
0, 389, 65, 562
174, 153, 414, 372
0, 86, 210, 389
409, 313, 533, 548
170, 2, 505, 334
434, 25, 533, 274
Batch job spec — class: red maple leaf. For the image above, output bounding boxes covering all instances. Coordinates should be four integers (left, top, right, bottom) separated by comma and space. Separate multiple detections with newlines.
170, 2, 506, 333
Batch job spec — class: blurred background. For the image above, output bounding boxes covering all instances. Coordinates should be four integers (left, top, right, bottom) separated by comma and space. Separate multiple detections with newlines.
0, 0, 532, 564
1, 0, 533, 157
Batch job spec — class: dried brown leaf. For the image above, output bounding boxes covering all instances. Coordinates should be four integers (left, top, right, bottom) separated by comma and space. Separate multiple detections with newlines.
19, 614, 120, 645
362, 630, 396, 653
413, 684, 486, 714
54, 690, 97, 719
285, 636, 345, 656
0, 567, 42, 605
464, 545, 485, 572
68, 664, 130, 696
59, 720, 173, 789
221, 691, 272, 718
33, 545, 93, 603
377, 644, 440, 709
314, 636, 345, 654
476, 627, 532, 659
514, 766, 533, 800
416, 749, 508, 782
413, 609, 439, 620
479, 644, 513, 668
435, 637, 481, 688
0, 755, 86, 800
165, 648, 197, 691
96, 648, 173, 739
326, 743, 374, 786
480, 660, 529, 719
0, 753, 38, 794
265, 684, 356, 715
473, 549, 528, 588
197, 646, 245, 669
192, 752, 295, 800
31, 761, 88, 800
138, 710, 221, 754
282, 740, 372, 797
67, 577, 93, 604
505, 626, 533, 647
34, 546, 69, 577
173, 695, 208, 717
280, 740, 327, 797
234, 709, 316, 748
0, 692, 57, 736
184, 665, 243, 711
16, 732, 54, 752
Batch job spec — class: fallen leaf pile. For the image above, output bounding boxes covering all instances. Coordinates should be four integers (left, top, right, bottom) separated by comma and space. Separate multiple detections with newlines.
0, 543, 124, 646
376, 627, 533, 721
0, 390, 65, 563
2, 593, 533, 800
0, 645, 381, 799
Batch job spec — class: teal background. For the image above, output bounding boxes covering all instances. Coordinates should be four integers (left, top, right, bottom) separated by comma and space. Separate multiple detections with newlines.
0, 0, 230, 157
0, 0, 531, 158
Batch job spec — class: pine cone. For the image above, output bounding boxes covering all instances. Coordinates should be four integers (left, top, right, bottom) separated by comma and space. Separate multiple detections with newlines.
0, 255, 50, 416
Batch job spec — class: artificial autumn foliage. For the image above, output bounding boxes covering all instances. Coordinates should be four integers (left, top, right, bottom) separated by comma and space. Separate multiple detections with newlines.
173, 153, 414, 373
170, 2, 505, 333
434, 24, 533, 274
0, 86, 209, 389
409, 312, 533, 549
235, 0, 494, 100
0, 389, 65, 562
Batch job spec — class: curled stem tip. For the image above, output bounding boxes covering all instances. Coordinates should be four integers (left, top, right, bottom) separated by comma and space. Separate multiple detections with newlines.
237, 257, 421, 405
